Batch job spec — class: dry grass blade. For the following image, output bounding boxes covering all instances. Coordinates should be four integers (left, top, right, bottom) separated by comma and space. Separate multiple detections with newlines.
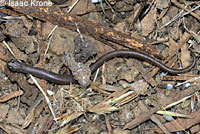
0, 124, 27, 134
190, 95, 196, 112
156, 110, 191, 118
30, 75, 58, 124
87, 100, 118, 114
2, 41, 16, 58
164, 95, 192, 109
114, 91, 138, 106
175, 76, 200, 87
87, 90, 138, 114
181, 99, 190, 109
60, 111, 83, 127
22, 109, 35, 129
90, 82, 119, 94
56, 124, 81, 134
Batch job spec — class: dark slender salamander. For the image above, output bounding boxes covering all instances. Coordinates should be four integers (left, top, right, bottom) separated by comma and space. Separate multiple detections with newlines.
7, 50, 196, 85
7, 60, 77, 85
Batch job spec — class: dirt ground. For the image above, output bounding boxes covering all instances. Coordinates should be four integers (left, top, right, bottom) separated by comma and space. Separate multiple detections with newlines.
0, 0, 200, 134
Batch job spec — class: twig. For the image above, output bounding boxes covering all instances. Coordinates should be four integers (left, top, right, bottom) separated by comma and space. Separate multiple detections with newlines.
6, 0, 158, 56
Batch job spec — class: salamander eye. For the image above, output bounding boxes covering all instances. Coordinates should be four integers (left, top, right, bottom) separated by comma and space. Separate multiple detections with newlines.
9, 59, 18, 64
8, 65, 14, 70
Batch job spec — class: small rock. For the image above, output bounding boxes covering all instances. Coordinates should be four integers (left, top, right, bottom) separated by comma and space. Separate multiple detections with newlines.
27, 52, 39, 65
190, 124, 200, 134
117, 66, 139, 83
156, 0, 169, 9
130, 80, 149, 95
4, 21, 28, 38
100, 132, 109, 134
74, 36, 97, 63
65, 54, 91, 86
113, 128, 131, 134
141, 7, 156, 36
42, 22, 77, 56
167, 6, 179, 19
0, 104, 9, 122
162, 16, 170, 25
169, 27, 180, 41
8, 42, 28, 61
6, 108, 24, 125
